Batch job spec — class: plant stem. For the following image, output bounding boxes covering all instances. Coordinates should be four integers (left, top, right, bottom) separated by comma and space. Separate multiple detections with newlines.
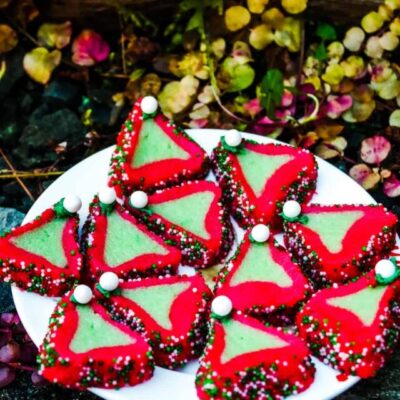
0, 148, 34, 202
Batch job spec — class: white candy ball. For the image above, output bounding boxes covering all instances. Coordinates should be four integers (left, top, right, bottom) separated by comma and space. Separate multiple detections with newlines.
73, 285, 93, 304
375, 259, 396, 279
141, 96, 158, 114
283, 200, 302, 219
130, 191, 148, 209
224, 129, 242, 147
251, 224, 270, 243
63, 194, 82, 213
99, 272, 119, 291
99, 187, 116, 205
211, 295, 233, 318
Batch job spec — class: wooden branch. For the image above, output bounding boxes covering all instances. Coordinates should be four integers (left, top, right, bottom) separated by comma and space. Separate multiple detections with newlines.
36, 0, 381, 25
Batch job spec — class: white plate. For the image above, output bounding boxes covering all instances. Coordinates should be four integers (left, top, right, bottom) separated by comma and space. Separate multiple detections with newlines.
13, 128, 397, 400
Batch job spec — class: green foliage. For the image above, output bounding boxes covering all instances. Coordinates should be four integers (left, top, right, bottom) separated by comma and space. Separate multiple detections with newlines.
260, 69, 284, 118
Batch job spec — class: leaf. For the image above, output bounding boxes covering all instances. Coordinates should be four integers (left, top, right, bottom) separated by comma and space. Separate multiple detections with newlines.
0, 24, 17, 54
316, 22, 336, 41
315, 136, 347, 159
247, 0, 269, 14
225, 6, 251, 32
360, 135, 391, 165
389, 109, 400, 127
281, 0, 307, 14
221, 57, 255, 93
315, 122, 344, 140
314, 42, 328, 61
260, 69, 284, 118
383, 174, 400, 198
37, 21, 72, 49
158, 75, 199, 116
23, 47, 61, 85
72, 30, 110, 66
249, 24, 274, 50
349, 163, 380, 190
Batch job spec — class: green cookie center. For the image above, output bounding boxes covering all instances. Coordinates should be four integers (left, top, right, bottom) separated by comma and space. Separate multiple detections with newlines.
104, 211, 168, 267
305, 210, 364, 253
151, 191, 214, 240
236, 149, 294, 197
132, 119, 190, 168
122, 282, 190, 330
220, 318, 287, 363
70, 305, 136, 353
11, 218, 68, 268
230, 243, 292, 287
327, 286, 387, 326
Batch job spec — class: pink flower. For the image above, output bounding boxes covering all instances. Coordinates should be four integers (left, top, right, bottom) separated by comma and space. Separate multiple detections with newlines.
243, 98, 262, 117
72, 30, 110, 66
383, 174, 400, 197
326, 95, 353, 119
360, 135, 391, 164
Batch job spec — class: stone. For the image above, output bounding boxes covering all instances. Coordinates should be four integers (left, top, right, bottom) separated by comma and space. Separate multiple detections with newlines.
44, 80, 81, 107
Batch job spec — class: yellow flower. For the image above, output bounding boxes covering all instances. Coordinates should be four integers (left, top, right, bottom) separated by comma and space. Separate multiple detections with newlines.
379, 31, 400, 50
390, 17, 400, 36
274, 17, 301, 52
343, 27, 365, 52
340, 56, 365, 78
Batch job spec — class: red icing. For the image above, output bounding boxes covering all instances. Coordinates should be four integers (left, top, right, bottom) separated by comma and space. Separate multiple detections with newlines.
0, 208, 82, 296
109, 98, 209, 196
215, 232, 311, 324
38, 294, 153, 389
104, 275, 211, 368
284, 204, 398, 285
196, 313, 315, 399
212, 141, 317, 229
297, 273, 400, 378
127, 180, 233, 268
83, 198, 181, 281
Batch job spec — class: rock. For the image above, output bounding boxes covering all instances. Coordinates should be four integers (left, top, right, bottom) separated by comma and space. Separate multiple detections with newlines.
19, 108, 85, 153
0, 207, 24, 233
0, 49, 24, 100
0, 207, 24, 313
44, 80, 81, 108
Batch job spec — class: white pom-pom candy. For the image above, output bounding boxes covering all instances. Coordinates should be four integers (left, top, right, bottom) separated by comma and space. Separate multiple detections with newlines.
141, 96, 158, 114
211, 295, 233, 318
130, 191, 148, 209
99, 272, 119, 292
63, 194, 82, 213
224, 129, 242, 147
375, 259, 396, 279
73, 285, 93, 304
251, 224, 270, 243
99, 187, 116, 205
282, 200, 302, 219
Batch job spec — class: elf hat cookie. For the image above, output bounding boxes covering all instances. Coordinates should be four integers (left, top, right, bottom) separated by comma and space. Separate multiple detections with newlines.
108, 96, 210, 196
196, 313, 315, 400
38, 285, 154, 390
126, 180, 234, 269
98, 274, 212, 369
283, 203, 398, 286
0, 195, 83, 297
211, 137, 317, 229
297, 261, 400, 378
82, 191, 181, 282
215, 226, 312, 325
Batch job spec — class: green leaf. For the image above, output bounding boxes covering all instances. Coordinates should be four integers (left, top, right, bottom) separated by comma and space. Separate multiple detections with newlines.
315, 41, 328, 61
221, 57, 255, 93
260, 69, 284, 118
316, 22, 336, 41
